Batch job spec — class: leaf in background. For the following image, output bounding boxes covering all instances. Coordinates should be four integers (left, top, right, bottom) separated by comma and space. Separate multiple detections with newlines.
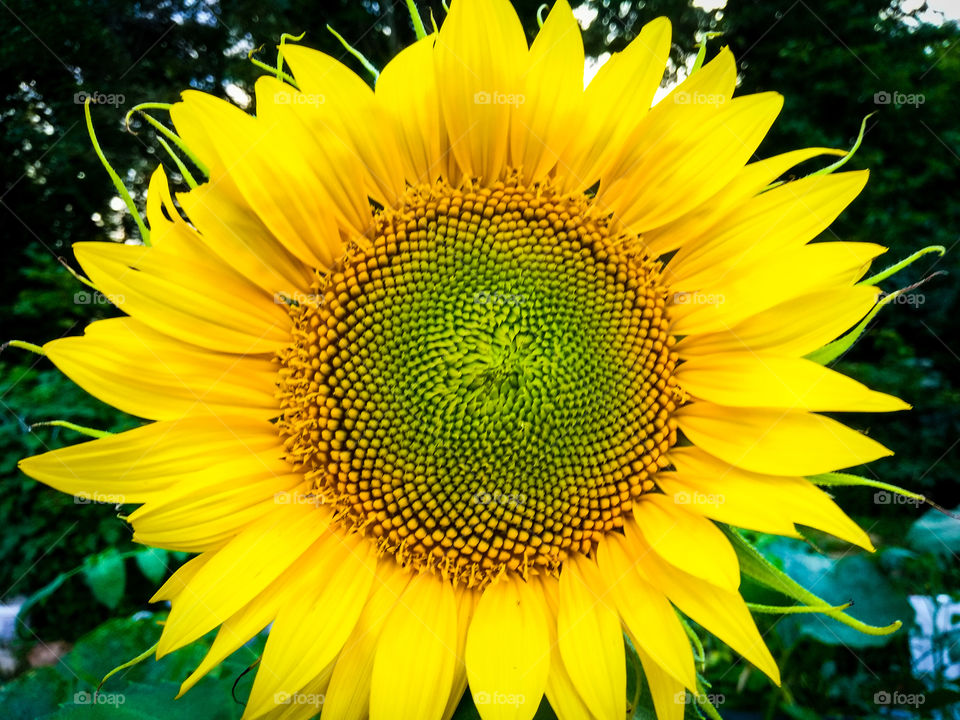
82, 550, 126, 610
906, 505, 960, 556
134, 549, 170, 585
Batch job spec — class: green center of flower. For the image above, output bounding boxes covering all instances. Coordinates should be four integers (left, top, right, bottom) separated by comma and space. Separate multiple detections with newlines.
277, 176, 680, 587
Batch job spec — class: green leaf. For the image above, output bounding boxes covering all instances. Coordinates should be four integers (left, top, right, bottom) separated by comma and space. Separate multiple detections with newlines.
82, 550, 126, 610
906, 505, 960, 556
134, 548, 170, 584
0, 666, 73, 720
724, 528, 902, 644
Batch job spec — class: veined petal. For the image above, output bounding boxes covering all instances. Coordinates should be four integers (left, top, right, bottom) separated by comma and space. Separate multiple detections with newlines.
599, 91, 784, 234
178, 533, 337, 696
370, 572, 459, 720
157, 503, 332, 656
676, 353, 909, 412
675, 403, 893, 476
434, 0, 528, 181
128, 470, 302, 552
511, 0, 583, 183
256, 76, 375, 238
635, 647, 685, 720
173, 90, 343, 271
244, 529, 378, 719
623, 522, 781, 684
282, 44, 406, 206
675, 285, 881, 358
560, 17, 671, 192
595, 534, 697, 690
643, 146, 844, 257
74, 241, 290, 354
442, 588, 477, 720
176, 182, 314, 298
534, 576, 595, 720
557, 555, 626, 720
465, 574, 550, 720
44, 318, 278, 421
376, 35, 446, 185
18, 416, 280, 504
323, 563, 412, 720
666, 171, 870, 286
661, 446, 874, 549
632, 494, 740, 590
669, 242, 887, 335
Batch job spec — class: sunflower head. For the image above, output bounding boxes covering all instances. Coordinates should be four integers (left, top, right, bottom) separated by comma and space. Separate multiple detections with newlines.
18, 0, 914, 718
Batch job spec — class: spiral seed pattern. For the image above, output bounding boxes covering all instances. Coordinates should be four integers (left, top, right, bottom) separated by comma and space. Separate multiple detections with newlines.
277, 176, 680, 587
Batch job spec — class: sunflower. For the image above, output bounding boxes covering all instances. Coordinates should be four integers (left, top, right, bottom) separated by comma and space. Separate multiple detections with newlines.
19, 0, 911, 718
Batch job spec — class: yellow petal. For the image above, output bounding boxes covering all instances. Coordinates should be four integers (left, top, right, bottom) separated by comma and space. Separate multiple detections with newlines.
434, 0, 527, 181
511, 0, 583, 183
676, 352, 909, 412
660, 446, 874, 549
176, 183, 314, 297
635, 647, 685, 720
18, 416, 279, 504
643, 146, 844, 257
178, 532, 337, 696
323, 562, 412, 720
370, 572, 459, 720
151, 552, 214, 603
560, 17, 671, 192
74, 242, 290, 354
675, 285, 881, 358
44, 318, 278, 421
255, 76, 374, 239
557, 555, 626, 720
128, 471, 303, 552
376, 35, 446, 185
157, 503, 332, 656
442, 587, 477, 720
172, 91, 343, 271
600, 91, 784, 234
243, 530, 378, 719
666, 171, 869, 287
623, 522, 781, 684
669, 242, 886, 335
281, 45, 406, 206
632, 494, 740, 590
595, 534, 696, 690
465, 574, 550, 720
676, 403, 893, 476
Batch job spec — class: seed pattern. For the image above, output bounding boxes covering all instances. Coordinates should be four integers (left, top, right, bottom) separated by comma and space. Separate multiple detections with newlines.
277, 175, 681, 587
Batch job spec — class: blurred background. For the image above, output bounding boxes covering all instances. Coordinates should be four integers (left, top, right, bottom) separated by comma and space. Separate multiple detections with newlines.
1, 0, 958, 718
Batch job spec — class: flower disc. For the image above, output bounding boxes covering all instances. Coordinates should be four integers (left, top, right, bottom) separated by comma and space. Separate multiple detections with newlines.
278, 176, 680, 585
